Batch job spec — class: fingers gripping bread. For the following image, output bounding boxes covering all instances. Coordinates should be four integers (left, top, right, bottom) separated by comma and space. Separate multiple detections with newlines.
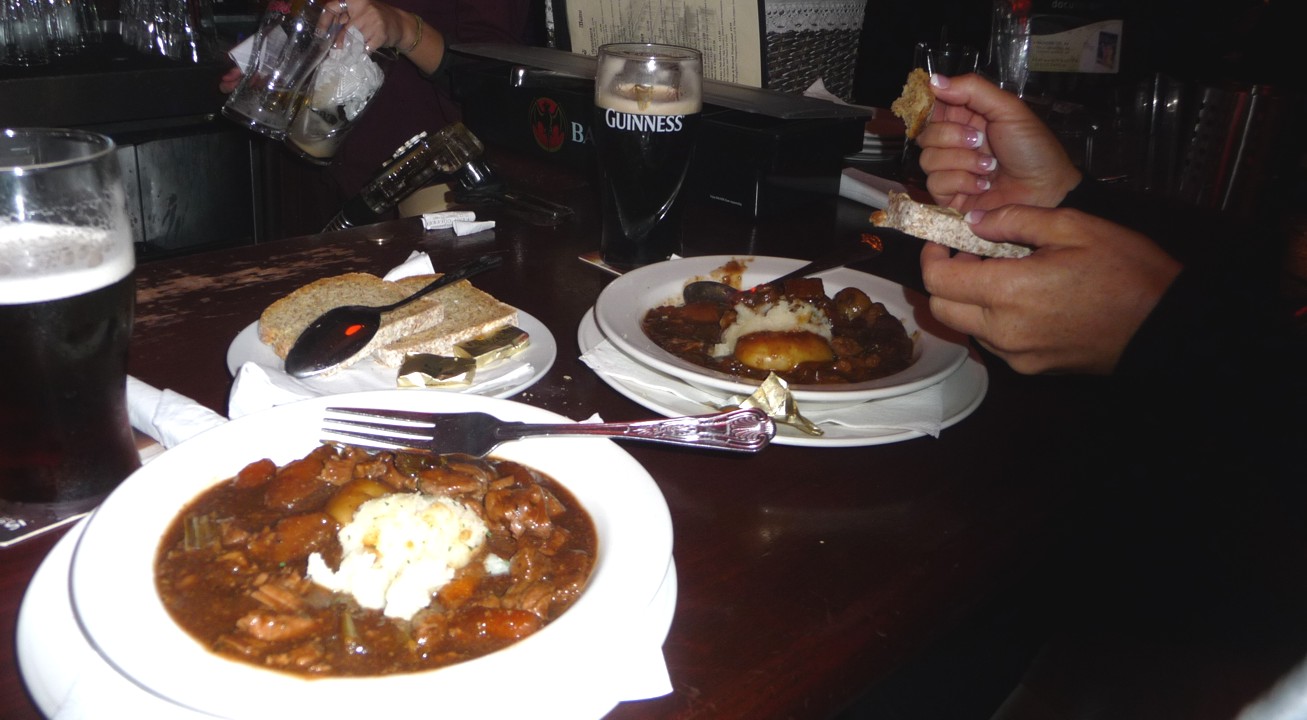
872, 192, 1032, 258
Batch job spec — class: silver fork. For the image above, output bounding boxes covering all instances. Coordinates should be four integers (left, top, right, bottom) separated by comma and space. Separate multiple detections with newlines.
321, 406, 775, 456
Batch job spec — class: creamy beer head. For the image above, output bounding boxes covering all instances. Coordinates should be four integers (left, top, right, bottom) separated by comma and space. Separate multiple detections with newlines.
595, 44, 703, 116
0, 222, 135, 304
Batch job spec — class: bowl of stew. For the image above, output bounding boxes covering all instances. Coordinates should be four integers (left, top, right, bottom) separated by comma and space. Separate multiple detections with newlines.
594, 255, 970, 408
69, 391, 674, 720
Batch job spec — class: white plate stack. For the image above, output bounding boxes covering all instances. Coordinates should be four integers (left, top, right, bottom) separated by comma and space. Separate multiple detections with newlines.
579, 256, 989, 448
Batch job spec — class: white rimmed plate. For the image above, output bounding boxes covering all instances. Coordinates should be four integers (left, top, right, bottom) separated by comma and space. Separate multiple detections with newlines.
593, 255, 970, 408
580, 309, 987, 447
226, 310, 556, 399
18, 517, 678, 720
68, 391, 673, 720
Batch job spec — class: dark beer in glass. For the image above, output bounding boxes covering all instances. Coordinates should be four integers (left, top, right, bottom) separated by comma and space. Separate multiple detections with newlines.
593, 43, 703, 271
1, 129, 140, 513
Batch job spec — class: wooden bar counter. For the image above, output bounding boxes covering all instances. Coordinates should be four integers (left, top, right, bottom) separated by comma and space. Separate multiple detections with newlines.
0, 151, 1110, 719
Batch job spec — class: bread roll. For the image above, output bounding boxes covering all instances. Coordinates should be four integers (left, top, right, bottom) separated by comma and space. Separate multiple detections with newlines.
872, 191, 1032, 258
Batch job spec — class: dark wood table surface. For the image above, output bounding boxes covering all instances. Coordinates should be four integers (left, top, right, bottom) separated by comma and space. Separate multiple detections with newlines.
0, 152, 1109, 719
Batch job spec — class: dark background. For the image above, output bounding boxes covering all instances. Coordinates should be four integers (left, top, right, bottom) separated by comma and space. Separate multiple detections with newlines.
852, 0, 1307, 108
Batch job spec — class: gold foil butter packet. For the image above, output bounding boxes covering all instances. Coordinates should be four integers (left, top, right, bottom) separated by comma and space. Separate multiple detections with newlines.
397, 354, 476, 388
728, 373, 823, 436
454, 325, 530, 368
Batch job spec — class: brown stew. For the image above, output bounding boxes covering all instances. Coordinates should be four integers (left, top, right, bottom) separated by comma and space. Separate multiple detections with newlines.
642, 277, 914, 385
155, 444, 595, 677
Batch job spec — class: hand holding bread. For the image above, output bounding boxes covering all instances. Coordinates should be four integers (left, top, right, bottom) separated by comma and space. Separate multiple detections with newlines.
907, 73, 1082, 213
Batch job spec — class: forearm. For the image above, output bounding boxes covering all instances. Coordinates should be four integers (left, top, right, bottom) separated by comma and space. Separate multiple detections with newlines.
391, 9, 445, 75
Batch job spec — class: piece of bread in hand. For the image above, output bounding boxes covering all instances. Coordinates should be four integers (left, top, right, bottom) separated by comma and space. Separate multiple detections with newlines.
872, 191, 1032, 258
258, 272, 446, 364
370, 280, 518, 368
891, 68, 935, 140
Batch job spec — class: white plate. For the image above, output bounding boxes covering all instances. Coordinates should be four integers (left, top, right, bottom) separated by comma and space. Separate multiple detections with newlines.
580, 309, 987, 447
593, 256, 970, 408
19, 517, 678, 720
68, 391, 673, 720
226, 310, 557, 399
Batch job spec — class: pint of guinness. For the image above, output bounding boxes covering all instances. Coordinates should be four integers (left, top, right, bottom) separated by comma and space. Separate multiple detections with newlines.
1, 129, 140, 513
593, 43, 703, 270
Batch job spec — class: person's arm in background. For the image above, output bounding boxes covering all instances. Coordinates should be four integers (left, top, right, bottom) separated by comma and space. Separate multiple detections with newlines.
219, 0, 447, 92
344, 0, 445, 74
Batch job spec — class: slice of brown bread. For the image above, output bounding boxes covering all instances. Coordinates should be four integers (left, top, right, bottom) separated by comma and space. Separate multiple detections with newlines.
257, 273, 446, 363
372, 280, 518, 368
891, 68, 935, 140
873, 191, 1032, 258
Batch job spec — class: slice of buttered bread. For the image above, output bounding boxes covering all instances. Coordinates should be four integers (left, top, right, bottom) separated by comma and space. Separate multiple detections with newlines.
371, 280, 518, 368
258, 273, 446, 361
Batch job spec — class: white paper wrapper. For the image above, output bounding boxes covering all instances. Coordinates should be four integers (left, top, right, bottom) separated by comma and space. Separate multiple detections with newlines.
310, 27, 384, 121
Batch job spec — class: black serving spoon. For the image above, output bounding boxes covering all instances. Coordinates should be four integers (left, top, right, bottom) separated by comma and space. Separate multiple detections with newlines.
682, 233, 886, 304
284, 254, 503, 378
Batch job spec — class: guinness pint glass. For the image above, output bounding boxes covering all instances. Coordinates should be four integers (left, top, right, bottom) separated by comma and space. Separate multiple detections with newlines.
1, 129, 140, 514
593, 43, 703, 270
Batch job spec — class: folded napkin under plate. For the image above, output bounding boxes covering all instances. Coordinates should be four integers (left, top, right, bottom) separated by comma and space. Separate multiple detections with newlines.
578, 309, 987, 448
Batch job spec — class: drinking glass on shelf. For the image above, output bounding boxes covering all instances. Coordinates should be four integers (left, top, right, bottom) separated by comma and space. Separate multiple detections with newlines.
913, 41, 979, 77
988, 2, 1032, 97
1, 0, 51, 66
900, 41, 978, 187
0, 128, 141, 518
45, 0, 83, 56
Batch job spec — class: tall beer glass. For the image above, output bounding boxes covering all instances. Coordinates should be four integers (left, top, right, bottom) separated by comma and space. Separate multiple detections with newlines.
0, 128, 140, 516
593, 43, 703, 270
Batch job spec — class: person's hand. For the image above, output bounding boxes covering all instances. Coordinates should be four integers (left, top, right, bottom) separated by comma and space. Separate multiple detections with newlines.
340, 0, 443, 73
340, 0, 413, 53
219, 66, 242, 94
920, 204, 1182, 375
915, 73, 1082, 214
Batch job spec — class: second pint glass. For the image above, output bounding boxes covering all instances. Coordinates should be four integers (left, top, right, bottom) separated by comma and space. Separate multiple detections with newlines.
593, 43, 703, 270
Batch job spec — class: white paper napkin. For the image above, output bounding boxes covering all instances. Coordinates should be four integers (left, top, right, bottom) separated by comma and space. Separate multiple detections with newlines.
580, 339, 945, 437
839, 167, 907, 210
126, 376, 228, 449
382, 250, 434, 280
228, 359, 535, 418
